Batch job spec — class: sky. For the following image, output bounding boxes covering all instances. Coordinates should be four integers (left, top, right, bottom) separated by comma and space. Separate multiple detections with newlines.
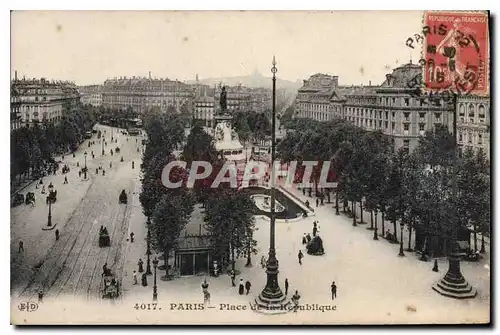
11, 11, 424, 86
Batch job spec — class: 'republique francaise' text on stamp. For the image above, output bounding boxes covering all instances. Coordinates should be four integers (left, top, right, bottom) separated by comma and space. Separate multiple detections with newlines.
422, 11, 489, 96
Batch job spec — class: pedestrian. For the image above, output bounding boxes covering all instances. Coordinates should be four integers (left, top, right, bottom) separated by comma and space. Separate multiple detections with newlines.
55, 229, 60, 241
96, 168, 99, 174
102, 170, 105, 176
238, 279, 244, 295
138, 258, 144, 273
141, 272, 148, 286
132, 270, 138, 285
230, 270, 236, 287
298, 250, 303, 265
110, 162, 112, 168
302, 233, 307, 244
331, 281, 337, 300
313, 226, 317, 237
313, 221, 317, 229
284, 278, 289, 296
130, 232, 134, 243
306, 234, 312, 242
18, 240, 24, 253
41, 185, 46, 194
291, 290, 301, 313
64, 176, 68, 184
78, 170, 82, 178
261, 255, 266, 268
316, 198, 319, 207
103, 263, 109, 276
245, 280, 251, 295
38, 289, 44, 303
201, 278, 209, 292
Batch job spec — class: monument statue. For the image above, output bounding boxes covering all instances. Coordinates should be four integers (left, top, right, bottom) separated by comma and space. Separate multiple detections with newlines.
220, 86, 227, 112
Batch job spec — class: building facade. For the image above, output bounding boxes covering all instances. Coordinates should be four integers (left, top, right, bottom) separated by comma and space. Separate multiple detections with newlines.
101, 76, 196, 114
194, 96, 215, 127
10, 74, 80, 129
293, 64, 487, 155
78, 85, 103, 107
294, 73, 339, 121
456, 95, 490, 158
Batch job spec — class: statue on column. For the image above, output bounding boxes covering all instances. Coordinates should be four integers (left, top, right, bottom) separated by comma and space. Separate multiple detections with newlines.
220, 86, 227, 113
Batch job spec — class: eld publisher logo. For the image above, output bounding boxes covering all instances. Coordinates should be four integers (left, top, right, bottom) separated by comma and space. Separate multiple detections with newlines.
18, 302, 39, 312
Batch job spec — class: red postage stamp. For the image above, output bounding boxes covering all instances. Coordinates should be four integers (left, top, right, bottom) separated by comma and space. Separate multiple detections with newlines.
422, 11, 489, 95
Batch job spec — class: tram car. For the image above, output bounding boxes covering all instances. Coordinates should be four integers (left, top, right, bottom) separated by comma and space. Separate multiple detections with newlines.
100, 274, 120, 299
99, 230, 111, 247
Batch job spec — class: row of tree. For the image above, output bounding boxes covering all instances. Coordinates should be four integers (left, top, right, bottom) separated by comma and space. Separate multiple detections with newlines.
11, 104, 97, 186
139, 115, 257, 278
278, 118, 490, 255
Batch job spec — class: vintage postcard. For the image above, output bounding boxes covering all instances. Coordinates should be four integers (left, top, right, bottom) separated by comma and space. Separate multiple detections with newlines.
10, 10, 491, 325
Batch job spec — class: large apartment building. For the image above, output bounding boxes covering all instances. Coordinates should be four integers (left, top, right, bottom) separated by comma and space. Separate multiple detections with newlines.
10, 73, 80, 130
293, 64, 490, 158
101, 75, 196, 114
79, 85, 103, 107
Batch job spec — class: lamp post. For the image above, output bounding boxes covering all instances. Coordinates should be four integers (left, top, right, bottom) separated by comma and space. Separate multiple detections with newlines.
432, 94, 476, 298
102, 136, 105, 156
255, 56, 288, 312
84, 151, 88, 180
152, 257, 158, 301
146, 218, 152, 275
398, 221, 405, 256
47, 200, 52, 227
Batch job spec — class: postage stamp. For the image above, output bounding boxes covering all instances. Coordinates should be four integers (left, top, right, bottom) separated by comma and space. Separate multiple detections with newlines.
422, 11, 490, 95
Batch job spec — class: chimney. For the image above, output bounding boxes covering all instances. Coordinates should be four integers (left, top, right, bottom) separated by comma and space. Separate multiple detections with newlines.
15, 70, 17, 81
149, 71, 151, 80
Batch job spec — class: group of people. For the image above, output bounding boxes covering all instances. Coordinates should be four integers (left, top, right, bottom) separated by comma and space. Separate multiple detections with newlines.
133, 259, 148, 287
229, 270, 252, 295
99, 226, 109, 235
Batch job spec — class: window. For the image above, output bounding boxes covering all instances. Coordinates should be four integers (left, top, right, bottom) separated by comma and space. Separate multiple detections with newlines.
403, 139, 410, 147
419, 124, 425, 131
403, 124, 410, 131
459, 104, 465, 116
404, 98, 410, 106
385, 111, 389, 119
385, 121, 388, 129
468, 134, 472, 144
392, 98, 396, 104
468, 104, 475, 117
392, 111, 395, 119
404, 112, 410, 121
459, 133, 463, 142
478, 134, 483, 145
392, 122, 395, 131
435, 113, 441, 120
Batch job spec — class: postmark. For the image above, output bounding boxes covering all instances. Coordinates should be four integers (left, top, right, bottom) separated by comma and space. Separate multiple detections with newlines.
421, 11, 489, 96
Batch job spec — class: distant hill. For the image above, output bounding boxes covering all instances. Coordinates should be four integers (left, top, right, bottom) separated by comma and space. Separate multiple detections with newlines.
187, 70, 302, 92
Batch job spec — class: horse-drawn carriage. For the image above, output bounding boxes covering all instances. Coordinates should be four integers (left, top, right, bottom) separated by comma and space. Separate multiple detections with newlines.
119, 190, 127, 204
99, 228, 110, 247
25, 192, 35, 206
306, 235, 325, 255
115, 147, 120, 153
100, 274, 120, 299
62, 165, 70, 174
46, 190, 57, 204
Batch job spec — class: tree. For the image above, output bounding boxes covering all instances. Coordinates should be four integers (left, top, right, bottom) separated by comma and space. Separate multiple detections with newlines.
204, 189, 256, 272
151, 193, 194, 279
457, 148, 490, 252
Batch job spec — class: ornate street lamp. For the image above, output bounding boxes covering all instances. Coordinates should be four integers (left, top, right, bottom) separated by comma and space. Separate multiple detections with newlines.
432, 94, 476, 298
146, 218, 152, 275
84, 151, 88, 180
398, 221, 405, 256
255, 56, 289, 313
47, 200, 52, 227
152, 257, 158, 301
